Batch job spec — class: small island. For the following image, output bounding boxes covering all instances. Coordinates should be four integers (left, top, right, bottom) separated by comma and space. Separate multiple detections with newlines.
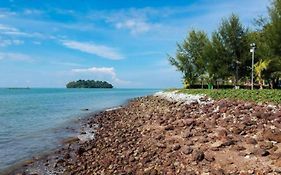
66, 80, 113, 88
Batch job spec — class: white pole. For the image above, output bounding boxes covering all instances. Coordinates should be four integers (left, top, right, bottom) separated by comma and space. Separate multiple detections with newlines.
251, 47, 255, 90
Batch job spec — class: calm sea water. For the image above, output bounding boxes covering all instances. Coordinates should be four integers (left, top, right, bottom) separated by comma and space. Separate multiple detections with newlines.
0, 88, 159, 171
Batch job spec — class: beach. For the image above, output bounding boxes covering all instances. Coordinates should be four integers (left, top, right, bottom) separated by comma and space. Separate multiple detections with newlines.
8, 91, 281, 174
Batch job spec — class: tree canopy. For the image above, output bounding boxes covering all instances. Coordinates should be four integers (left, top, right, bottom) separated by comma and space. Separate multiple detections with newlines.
66, 80, 113, 88
169, 1, 281, 89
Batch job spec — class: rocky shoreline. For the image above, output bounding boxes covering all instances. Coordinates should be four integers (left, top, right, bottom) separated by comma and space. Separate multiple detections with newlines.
9, 92, 281, 175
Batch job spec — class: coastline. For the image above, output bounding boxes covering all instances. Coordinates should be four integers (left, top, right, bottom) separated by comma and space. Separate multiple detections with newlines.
7, 92, 281, 174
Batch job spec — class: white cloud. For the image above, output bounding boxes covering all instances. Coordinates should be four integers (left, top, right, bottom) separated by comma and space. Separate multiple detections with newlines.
72, 66, 116, 77
32, 41, 41, 45
0, 39, 24, 47
0, 24, 55, 40
23, 9, 43, 15
0, 24, 31, 37
72, 66, 130, 85
0, 52, 32, 61
61, 40, 124, 60
116, 19, 151, 34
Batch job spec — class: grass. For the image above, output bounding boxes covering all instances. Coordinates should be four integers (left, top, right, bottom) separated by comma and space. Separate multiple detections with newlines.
173, 89, 281, 104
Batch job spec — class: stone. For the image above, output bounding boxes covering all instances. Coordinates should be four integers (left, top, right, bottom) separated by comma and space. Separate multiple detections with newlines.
76, 146, 86, 156
205, 154, 215, 162
182, 146, 193, 155
263, 130, 281, 142
216, 128, 228, 140
193, 150, 205, 162
156, 143, 166, 148
184, 119, 195, 126
164, 125, 174, 131
173, 144, 181, 151
245, 137, 257, 145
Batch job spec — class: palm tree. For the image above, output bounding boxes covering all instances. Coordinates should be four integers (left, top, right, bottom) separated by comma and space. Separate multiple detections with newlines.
254, 59, 271, 89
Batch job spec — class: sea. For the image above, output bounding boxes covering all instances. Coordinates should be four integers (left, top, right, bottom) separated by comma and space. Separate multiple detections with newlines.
0, 88, 159, 172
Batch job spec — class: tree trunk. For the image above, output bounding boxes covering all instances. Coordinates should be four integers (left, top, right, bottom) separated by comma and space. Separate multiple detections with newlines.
259, 80, 263, 89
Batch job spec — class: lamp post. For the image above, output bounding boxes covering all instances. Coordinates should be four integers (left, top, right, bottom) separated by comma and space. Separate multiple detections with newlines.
250, 43, 256, 90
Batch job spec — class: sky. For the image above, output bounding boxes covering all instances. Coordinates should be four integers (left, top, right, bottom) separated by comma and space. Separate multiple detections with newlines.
0, 0, 270, 88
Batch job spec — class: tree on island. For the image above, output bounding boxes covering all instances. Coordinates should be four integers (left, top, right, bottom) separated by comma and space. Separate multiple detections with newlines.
66, 80, 113, 88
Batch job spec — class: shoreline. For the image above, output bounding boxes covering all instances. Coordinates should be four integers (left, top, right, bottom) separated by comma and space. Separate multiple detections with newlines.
6, 93, 281, 174
1, 103, 127, 175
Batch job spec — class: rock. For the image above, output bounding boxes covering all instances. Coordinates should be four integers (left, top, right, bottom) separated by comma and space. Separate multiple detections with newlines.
245, 137, 258, 145
231, 145, 246, 151
173, 144, 181, 151
261, 150, 270, 156
259, 141, 274, 150
184, 119, 195, 126
211, 141, 224, 148
182, 146, 193, 155
156, 143, 166, 148
254, 148, 270, 157
164, 125, 174, 131
80, 131, 86, 134
155, 134, 164, 140
263, 130, 281, 143
183, 130, 193, 138
205, 154, 215, 162
221, 139, 235, 147
144, 168, 158, 175
193, 150, 205, 162
216, 128, 228, 140
185, 170, 197, 175
211, 169, 225, 175
64, 153, 71, 159
62, 137, 79, 144
129, 156, 135, 162
76, 146, 86, 156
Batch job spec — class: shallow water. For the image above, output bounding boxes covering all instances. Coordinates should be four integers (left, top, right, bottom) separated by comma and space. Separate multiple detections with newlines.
0, 88, 159, 171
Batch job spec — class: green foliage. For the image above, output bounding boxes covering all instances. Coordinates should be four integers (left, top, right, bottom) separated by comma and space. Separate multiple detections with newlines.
254, 59, 271, 89
208, 14, 250, 85
168, 30, 209, 87
178, 89, 281, 104
66, 80, 113, 88
169, 1, 281, 89
266, 0, 281, 56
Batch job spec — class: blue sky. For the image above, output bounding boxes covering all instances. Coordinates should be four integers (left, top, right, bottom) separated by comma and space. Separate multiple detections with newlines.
0, 0, 270, 88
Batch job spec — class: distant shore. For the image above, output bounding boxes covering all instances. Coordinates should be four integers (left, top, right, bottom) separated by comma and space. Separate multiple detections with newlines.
8, 92, 281, 174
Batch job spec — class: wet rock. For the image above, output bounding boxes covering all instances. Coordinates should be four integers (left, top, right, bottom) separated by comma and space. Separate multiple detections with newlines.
64, 153, 71, 159
62, 137, 79, 144
80, 131, 86, 134
76, 146, 86, 156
